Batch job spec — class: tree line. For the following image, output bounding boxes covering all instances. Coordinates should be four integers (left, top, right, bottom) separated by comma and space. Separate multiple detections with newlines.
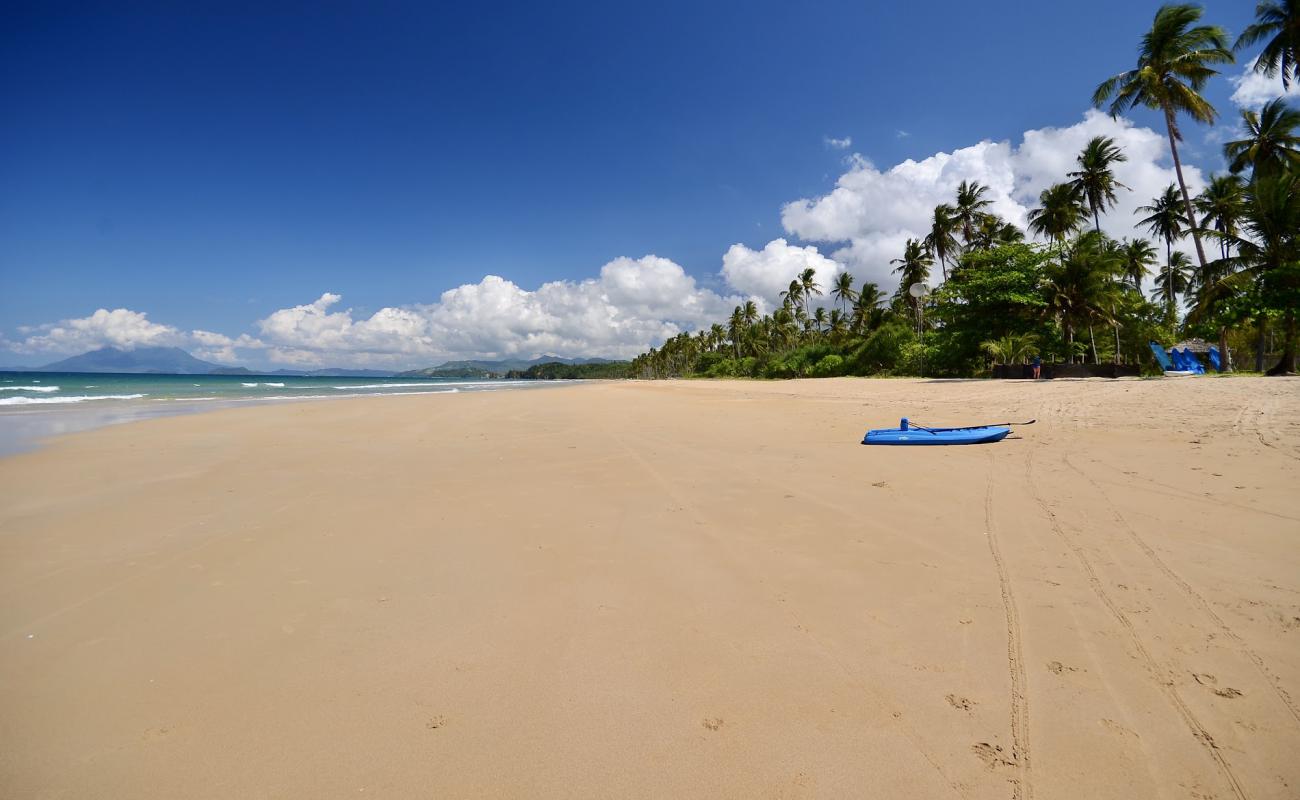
630, 3, 1299, 380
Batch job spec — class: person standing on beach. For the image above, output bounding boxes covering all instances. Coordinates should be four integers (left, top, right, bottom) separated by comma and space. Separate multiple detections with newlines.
1032, 354, 1042, 380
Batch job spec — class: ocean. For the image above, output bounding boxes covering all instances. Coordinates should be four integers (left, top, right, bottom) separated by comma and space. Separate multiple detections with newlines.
0, 371, 546, 455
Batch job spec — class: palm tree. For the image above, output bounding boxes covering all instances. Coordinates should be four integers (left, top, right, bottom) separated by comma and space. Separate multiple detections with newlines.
1194, 174, 1247, 260
891, 239, 933, 292
779, 280, 802, 312
1151, 251, 1194, 312
742, 300, 759, 328
1094, 4, 1234, 272
812, 306, 828, 335
1199, 171, 1300, 374
970, 217, 1025, 250
1043, 231, 1124, 363
1027, 183, 1087, 248
799, 267, 822, 319
1235, 0, 1300, 89
1137, 184, 1191, 319
831, 271, 857, 313
981, 333, 1040, 366
852, 283, 887, 334
1119, 238, 1158, 291
1068, 136, 1129, 232
828, 308, 849, 341
727, 306, 745, 358
925, 204, 961, 281
953, 181, 993, 247
1224, 98, 1300, 177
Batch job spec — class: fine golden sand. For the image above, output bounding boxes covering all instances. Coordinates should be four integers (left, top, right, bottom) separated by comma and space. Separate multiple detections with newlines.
1, 378, 1298, 798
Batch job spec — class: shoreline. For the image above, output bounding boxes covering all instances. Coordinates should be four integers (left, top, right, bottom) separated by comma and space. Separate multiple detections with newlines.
2, 378, 1297, 798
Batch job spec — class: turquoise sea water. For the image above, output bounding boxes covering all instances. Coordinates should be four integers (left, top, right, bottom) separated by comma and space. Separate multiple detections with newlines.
0, 371, 544, 455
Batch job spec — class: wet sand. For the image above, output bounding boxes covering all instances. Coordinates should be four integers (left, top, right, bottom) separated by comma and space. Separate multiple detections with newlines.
1, 377, 1298, 798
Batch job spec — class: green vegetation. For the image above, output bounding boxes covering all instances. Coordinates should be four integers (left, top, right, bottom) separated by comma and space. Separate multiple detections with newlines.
506, 361, 633, 379
631, 3, 1299, 379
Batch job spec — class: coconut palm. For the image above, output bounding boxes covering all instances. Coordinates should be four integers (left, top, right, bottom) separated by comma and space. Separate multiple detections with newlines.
1194, 174, 1247, 260
1224, 98, 1300, 178
953, 181, 993, 247
742, 300, 759, 328
1068, 136, 1130, 232
1198, 171, 1300, 374
727, 306, 745, 358
967, 215, 1025, 251
925, 204, 961, 281
1151, 251, 1194, 312
1094, 4, 1234, 271
891, 239, 933, 295
852, 283, 887, 334
1119, 238, 1158, 291
1043, 231, 1124, 363
981, 333, 1040, 366
779, 280, 802, 313
1137, 184, 1192, 319
798, 267, 822, 319
1027, 183, 1087, 248
831, 271, 857, 313
1235, 0, 1300, 89
828, 308, 849, 341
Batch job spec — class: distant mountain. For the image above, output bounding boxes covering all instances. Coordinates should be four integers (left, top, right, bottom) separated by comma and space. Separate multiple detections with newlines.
35, 346, 223, 374
399, 356, 612, 377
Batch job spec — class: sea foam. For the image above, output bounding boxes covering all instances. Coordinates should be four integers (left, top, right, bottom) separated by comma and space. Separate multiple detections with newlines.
0, 386, 59, 393
0, 394, 146, 406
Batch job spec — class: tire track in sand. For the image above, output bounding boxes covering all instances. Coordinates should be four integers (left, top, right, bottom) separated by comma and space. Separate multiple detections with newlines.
983, 452, 1033, 800
1060, 450, 1300, 727
1024, 446, 1250, 800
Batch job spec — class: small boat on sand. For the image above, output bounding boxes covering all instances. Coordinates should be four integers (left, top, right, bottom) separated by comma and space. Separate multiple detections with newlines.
862, 418, 1012, 446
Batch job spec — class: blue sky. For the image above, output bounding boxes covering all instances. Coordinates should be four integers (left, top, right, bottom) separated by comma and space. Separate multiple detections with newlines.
0, 1, 1280, 368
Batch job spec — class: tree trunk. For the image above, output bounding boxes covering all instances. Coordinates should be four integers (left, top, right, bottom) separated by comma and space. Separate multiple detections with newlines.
1267, 308, 1297, 375
1256, 317, 1268, 372
1163, 104, 1209, 271
1218, 325, 1232, 373
1089, 324, 1098, 364
1165, 239, 1175, 323
1113, 312, 1122, 365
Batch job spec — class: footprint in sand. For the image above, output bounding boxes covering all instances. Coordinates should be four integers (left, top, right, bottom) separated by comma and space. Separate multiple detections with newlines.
1192, 672, 1217, 686
1213, 688, 1243, 699
945, 694, 975, 712
702, 718, 724, 731
1047, 661, 1081, 675
426, 715, 446, 730
971, 742, 1016, 770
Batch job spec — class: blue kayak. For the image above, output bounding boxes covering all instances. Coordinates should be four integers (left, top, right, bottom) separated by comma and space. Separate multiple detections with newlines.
862, 418, 1011, 446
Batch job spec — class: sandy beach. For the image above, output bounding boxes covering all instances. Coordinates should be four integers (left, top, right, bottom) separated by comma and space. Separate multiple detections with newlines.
1, 377, 1298, 799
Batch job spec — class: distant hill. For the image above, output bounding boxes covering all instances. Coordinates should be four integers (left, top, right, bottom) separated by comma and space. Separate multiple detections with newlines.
35, 346, 223, 374
399, 356, 613, 378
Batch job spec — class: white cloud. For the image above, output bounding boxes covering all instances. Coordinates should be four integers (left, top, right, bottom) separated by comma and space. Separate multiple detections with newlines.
824, 136, 852, 150
13, 308, 185, 353
781, 110, 1207, 287
719, 238, 844, 311
896, 130, 910, 139
249, 255, 743, 366
1230, 58, 1300, 109
7, 308, 265, 364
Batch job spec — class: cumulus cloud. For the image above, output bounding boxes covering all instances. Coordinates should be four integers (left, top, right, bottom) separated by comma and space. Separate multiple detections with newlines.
13, 308, 185, 353
824, 136, 852, 149
781, 110, 1207, 287
1229, 58, 1300, 109
250, 255, 743, 366
7, 308, 262, 364
719, 238, 844, 310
